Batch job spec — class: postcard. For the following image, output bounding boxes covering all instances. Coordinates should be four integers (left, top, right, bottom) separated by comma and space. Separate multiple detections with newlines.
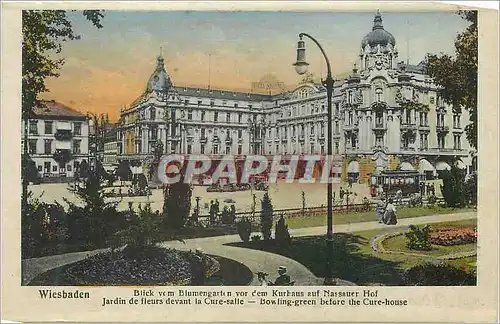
1, 1, 498, 323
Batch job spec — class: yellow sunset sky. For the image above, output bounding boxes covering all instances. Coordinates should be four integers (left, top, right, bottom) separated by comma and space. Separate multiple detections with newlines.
39, 11, 469, 121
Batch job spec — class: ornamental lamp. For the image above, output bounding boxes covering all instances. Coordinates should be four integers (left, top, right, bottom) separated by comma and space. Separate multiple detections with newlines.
293, 39, 309, 75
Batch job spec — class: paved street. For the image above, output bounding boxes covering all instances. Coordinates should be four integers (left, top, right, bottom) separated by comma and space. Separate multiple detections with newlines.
29, 181, 374, 213
22, 211, 476, 286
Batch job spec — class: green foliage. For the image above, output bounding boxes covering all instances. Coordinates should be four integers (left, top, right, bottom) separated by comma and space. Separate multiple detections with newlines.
237, 217, 252, 243
23, 154, 40, 184
439, 165, 467, 208
426, 10, 477, 148
260, 192, 274, 240
116, 160, 132, 182
465, 172, 477, 207
162, 183, 193, 229
275, 214, 291, 246
251, 234, 261, 242
112, 203, 162, 250
405, 225, 431, 251
427, 194, 438, 207
402, 261, 476, 286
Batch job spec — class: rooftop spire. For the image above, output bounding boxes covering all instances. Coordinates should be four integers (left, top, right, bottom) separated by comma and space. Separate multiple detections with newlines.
373, 10, 384, 30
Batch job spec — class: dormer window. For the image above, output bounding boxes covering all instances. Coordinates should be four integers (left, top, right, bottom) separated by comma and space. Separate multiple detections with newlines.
375, 88, 383, 102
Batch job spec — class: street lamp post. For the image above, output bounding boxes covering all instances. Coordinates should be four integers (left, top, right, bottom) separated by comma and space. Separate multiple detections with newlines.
293, 33, 336, 285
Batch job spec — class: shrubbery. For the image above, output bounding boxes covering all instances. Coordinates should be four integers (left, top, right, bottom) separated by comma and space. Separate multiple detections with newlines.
260, 192, 273, 241
402, 261, 476, 286
237, 217, 252, 243
405, 225, 431, 251
162, 183, 193, 230
275, 214, 291, 246
439, 164, 467, 208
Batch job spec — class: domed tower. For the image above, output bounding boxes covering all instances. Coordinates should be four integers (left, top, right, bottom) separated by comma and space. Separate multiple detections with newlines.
359, 10, 398, 71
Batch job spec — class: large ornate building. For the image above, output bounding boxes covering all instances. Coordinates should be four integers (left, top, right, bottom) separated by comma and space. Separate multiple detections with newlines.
117, 11, 472, 183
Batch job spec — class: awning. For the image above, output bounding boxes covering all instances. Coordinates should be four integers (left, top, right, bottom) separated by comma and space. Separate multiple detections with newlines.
399, 162, 415, 171
435, 161, 451, 171
455, 160, 467, 169
419, 159, 435, 172
56, 121, 72, 131
347, 161, 359, 173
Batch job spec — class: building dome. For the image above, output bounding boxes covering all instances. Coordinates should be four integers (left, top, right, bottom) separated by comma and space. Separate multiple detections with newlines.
361, 11, 396, 49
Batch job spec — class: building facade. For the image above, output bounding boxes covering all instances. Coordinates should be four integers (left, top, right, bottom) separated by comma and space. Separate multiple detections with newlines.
117, 12, 472, 183
22, 100, 90, 179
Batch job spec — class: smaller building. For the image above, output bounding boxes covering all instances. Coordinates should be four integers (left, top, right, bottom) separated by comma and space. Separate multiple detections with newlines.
102, 124, 119, 171
22, 100, 90, 180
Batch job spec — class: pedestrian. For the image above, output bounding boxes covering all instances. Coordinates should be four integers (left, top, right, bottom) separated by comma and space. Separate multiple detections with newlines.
377, 197, 386, 223
396, 188, 403, 205
273, 266, 291, 286
382, 198, 398, 225
339, 187, 344, 200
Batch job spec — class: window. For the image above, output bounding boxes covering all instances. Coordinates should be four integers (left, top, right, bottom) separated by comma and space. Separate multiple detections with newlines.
321, 124, 325, 136
150, 108, 156, 120
375, 88, 383, 102
238, 129, 242, 138
437, 113, 445, 127
453, 114, 461, 128
184, 99, 189, 105
248, 105, 252, 109
335, 103, 340, 115
213, 144, 219, 154
238, 145, 242, 155
348, 91, 353, 104
73, 140, 81, 154
334, 142, 339, 154
375, 112, 383, 127
348, 112, 353, 125
310, 144, 314, 154
73, 123, 82, 135
437, 134, 445, 149
37, 165, 42, 171
201, 128, 206, 138
226, 146, 231, 154
310, 125, 315, 135
44, 139, 52, 154
406, 110, 412, 124
335, 121, 339, 134
201, 111, 205, 121
420, 133, 428, 150
292, 126, 296, 137
52, 165, 58, 172
197, 100, 202, 106
226, 113, 230, 123
44, 162, 51, 173
214, 112, 218, 122
44, 121, 53, 134
29, 121, 38, 135
200, 144, 205, 154
210, 100, 215, 107
188, 109, 193, 120
67, 164, 72, 172
234, 103, 238, 108
187, 144, 192, 154
321, 145, 324, 154
238, 113, 242, 124
454, 134, 461, 149
28, 139, 37, 154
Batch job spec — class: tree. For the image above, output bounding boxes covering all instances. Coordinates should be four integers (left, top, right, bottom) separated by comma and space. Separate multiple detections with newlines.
22, 10, 105, 215
439, 164, 467, 208
426, 10, 477, 148
162, 183, 193, 230
116, 160, 132, 183
260, 192, 274, 241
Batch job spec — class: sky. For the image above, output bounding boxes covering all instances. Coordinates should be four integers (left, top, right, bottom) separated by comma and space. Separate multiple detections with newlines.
40, 10, 470, 120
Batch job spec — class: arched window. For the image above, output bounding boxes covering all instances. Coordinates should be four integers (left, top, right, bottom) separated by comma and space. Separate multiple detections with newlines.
375, 88, 383, 102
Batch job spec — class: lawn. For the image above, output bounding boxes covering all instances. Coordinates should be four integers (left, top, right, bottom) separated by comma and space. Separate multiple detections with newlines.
228, 219, 477, 286
286, 206, 475, 229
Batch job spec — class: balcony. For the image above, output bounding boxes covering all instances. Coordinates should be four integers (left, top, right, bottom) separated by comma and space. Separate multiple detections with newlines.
371, 145, 388, 152
400, 123, 417, 131
225, 138, 233, 145
436, 125, 450, 134
418, 124, 430, 131
200, 137, 208, 144
299, 135, 305, 142
54, 130, 73, 141
372, 123, 386, 131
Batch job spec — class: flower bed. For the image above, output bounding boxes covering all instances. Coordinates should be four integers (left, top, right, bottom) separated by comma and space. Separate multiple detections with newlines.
429, 226, 477, 246
29, 247, 219, 286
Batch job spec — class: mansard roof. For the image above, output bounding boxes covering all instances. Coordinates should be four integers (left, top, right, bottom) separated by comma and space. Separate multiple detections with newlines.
32, 100, 87, 120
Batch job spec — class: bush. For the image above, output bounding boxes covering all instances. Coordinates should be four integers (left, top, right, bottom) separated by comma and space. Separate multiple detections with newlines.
260, 192, 273, 241
251, 235, 261, 242
275, 214, 291, 246
427, 194, 438, 207
402, 261, 476, 286
112, 203, 162, 250
237, 217, 252, 243
465, 172, 477, 207
162, 183, 193, 230
439, 164, 467, 208
405, 225, 431, 251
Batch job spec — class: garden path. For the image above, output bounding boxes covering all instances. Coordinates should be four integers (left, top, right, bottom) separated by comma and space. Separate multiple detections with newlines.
22, 211, 476, 285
